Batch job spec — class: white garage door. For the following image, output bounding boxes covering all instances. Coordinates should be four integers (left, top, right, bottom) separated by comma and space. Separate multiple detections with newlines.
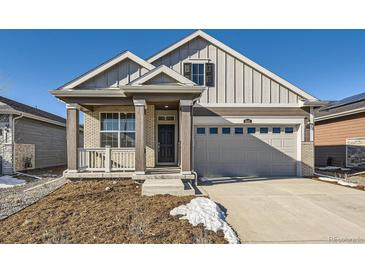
194, 125, 298, 177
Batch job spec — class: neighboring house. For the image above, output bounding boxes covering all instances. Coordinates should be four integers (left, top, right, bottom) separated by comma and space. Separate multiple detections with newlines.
315, 92, 365, 168
0, 96, 83, 175
51, 30, 322, 180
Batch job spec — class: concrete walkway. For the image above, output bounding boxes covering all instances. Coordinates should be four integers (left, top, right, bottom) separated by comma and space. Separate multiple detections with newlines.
200, 178, 365, 243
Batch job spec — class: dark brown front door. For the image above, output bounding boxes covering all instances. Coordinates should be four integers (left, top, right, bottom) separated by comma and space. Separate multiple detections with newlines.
158, 124, 175, 163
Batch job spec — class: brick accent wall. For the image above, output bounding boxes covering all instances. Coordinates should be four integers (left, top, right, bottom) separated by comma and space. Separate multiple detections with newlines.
83, 105, 155, 168
302, 141, 314, 177
145, 105, 155, 168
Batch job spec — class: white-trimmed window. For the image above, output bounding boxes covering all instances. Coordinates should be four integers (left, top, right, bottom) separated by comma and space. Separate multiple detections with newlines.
100, 112, 135, 148
192, 63, 205, 85
183, 63, 214, 86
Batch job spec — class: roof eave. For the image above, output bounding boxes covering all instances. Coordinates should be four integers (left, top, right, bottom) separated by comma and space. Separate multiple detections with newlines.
50, 89, 127, 98
303, 100, 328, 107
315, 107, 365, 122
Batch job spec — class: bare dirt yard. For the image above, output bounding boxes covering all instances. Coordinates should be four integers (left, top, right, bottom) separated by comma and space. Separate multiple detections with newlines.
0, 179, 226, 244
0, 165, 67, 220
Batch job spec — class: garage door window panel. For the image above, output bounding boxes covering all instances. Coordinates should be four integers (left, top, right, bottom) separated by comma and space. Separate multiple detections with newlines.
273, 127, 281, 134
197, 127, 205, 134
234, 128, 243, 134
247, 127, 256, 134
260, 127, 269, 134
222, 128, 231, 134
209, 128, 218, 134
285, 127, 294, 134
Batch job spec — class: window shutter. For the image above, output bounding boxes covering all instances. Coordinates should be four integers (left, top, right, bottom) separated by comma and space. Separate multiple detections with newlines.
205, 63, 214, 87
183, 63, 191, 79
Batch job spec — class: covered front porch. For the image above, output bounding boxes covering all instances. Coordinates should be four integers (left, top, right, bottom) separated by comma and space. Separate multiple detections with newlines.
56, 87, 202, 180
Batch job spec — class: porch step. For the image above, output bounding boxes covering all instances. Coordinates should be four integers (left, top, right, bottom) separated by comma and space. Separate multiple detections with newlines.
142, 179, 195, 196
133, 173, 195, 180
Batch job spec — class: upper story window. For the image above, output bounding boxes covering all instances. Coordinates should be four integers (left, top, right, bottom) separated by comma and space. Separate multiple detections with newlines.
183, 63, 214, 87
192, 64, 204, 85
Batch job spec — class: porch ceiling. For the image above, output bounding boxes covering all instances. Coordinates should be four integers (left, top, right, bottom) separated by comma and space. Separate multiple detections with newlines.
154, 101, 179, 110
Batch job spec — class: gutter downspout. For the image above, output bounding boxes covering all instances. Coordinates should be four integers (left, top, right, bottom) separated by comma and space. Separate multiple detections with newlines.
191, 97, 200, 186
12, 113, 24, 174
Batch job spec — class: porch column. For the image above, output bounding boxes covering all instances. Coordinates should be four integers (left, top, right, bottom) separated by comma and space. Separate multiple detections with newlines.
134, 99, 146, 174
66, 104, 79, 172
179, 100, 193, 174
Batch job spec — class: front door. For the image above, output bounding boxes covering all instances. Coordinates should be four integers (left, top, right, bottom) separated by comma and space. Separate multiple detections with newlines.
158, 124, 175, 163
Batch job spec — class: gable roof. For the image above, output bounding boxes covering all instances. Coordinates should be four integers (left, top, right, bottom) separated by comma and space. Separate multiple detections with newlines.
147, 30, 318, 102
315, 92, 365, 121
0, 96, 66, 125
58, 51, 155, 90
129, 65, 196, 86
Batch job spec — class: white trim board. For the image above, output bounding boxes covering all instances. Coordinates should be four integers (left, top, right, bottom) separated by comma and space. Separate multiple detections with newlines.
59, 51, 155, 90
196, 103, 302, 108
147, 30, 318, 102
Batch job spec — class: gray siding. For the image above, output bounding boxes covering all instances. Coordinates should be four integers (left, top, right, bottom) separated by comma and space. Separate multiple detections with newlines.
152, 37, 302, 105
145, 73, 180, 85
76, 58, 148, 89
14, 117, 67, 169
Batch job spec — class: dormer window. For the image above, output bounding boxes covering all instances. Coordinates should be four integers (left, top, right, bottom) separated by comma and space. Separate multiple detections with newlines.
183, 62, 214, 87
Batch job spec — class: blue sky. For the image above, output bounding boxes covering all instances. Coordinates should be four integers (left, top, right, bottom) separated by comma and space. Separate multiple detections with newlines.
0, 29, 365, 119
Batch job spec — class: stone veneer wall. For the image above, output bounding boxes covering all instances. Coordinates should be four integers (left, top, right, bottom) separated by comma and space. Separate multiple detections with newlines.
0, 114, 13, 175
302, 141, 314, 177
83, 105, 155, 168
14, 143, 35, 171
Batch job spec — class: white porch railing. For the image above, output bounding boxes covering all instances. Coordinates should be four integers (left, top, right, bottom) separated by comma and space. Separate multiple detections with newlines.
78, 147, 135, 172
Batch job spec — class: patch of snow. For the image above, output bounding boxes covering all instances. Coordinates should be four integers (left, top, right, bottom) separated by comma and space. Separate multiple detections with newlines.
170, 197, 239, 244
317, 177, 338, 182
337, 180, 358, 187
0, 176, 26, 188
317, 166, 341, 171
317, 166, 352, 172
317, 177, 358, 187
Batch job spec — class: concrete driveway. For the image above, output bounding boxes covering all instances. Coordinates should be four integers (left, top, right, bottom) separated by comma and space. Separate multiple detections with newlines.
200, 178, 365, 243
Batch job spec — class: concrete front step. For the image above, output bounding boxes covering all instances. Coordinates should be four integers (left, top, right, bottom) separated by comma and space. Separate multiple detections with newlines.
133, 173, 195, 180
142, 179, 195, 196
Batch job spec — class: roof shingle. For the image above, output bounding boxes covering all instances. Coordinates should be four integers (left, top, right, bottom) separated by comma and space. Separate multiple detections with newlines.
0, 96, 66, 124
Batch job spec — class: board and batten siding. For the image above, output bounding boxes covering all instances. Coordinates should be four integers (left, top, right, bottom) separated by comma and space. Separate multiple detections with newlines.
76, 58, 149, 89
152, 37, 302, 105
